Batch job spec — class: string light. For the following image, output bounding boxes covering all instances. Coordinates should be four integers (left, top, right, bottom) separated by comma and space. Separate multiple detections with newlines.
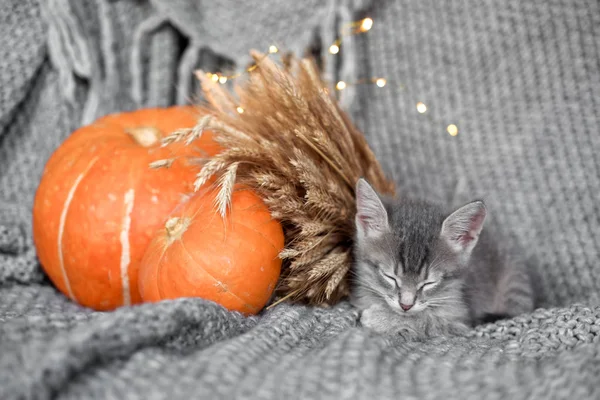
329, 40, 342, 54
327, 17, 374, 56
447, 124, 458, 136
360, 17, 373, 32
200, 16, 457, 136
344, 17, 374, 34
325, 17, 458, 135
202, 45, 279, 85
202, 17, 373, 84
334, 77, 387, 90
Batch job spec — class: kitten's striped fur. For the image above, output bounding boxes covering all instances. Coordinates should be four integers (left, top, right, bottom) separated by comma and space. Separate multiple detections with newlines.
350, 179, 535, 339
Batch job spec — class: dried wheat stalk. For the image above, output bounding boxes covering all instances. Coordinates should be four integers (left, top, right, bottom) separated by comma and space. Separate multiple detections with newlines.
165, 51, 395, 306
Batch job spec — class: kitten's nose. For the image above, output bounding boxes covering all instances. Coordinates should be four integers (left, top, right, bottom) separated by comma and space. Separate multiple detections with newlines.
400, 303, 413, 311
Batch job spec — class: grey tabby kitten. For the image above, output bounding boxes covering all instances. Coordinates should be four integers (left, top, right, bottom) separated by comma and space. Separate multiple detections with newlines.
351, 178, 534, 339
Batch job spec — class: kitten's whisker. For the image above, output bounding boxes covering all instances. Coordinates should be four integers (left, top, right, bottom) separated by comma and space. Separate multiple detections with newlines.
353, 285, 388, 298
427, 298, 463, 304
428, 296, 461, 301
426, 301, 463, 309
351, 282, 390, 299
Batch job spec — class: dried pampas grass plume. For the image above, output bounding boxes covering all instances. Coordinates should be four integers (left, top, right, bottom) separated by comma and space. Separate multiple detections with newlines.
167, 50, 395, 306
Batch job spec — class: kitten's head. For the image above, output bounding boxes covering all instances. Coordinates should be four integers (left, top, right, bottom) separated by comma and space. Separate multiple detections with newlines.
350, 178, 487, 315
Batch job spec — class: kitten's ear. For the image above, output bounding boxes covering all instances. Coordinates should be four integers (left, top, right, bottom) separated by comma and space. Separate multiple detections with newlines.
355, 178, 390, 239
441, 200, 487, 256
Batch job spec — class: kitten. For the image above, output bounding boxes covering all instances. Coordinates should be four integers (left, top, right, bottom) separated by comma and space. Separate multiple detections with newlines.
350, 178, 534, 339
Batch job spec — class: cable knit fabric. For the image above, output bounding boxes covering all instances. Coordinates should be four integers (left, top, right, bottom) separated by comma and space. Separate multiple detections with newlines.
1, 0, 600, 399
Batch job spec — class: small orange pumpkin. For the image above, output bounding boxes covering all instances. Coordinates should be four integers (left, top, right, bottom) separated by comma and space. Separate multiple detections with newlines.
138, 185, 284, 315
32, 106, 220, 310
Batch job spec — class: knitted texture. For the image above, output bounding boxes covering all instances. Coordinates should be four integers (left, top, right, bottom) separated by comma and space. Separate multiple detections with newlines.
352, 0, 600, 308
1, 286, 600, 399
1, 0, 600, 399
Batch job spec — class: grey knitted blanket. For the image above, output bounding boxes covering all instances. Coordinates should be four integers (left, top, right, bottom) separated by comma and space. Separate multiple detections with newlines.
2, 0, 600, 399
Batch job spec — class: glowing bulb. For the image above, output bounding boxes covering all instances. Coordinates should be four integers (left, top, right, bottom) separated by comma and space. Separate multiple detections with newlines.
336, 81, 347, 90
211, 74, 219, 82
360, 18, 373, 32
416, 102, 427, 113
269, 45, 279, 54
447, 124, 458, 136
375, 78, 387, 87
218, 76, 228, 84
329, 44, 340, 54
236, 106, 244, 114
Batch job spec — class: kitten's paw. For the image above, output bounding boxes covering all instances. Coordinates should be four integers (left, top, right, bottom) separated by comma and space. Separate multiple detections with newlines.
360, 306, 420, 340
359, 305, 392, 333
359, 306, 383, 329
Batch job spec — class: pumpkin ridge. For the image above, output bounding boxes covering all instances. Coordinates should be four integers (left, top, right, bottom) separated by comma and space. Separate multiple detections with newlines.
55, 136, 139, 306
66, 137, 179, 307
118, 188, 135, 306
228, 219, 283, 253
177, 238, 259, 313
110, 148, 141, 306
131, 161, 174, 302
57, 155, 101, 302
149, 236, 172, 300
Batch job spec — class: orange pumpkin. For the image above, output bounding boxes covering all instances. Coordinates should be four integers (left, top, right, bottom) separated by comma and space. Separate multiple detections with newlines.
138, 185, 284, 315
32, 106, 220, 311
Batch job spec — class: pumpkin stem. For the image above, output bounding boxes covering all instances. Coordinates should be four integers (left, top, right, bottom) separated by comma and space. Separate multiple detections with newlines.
165, 217, 190, 241
126, 126, 163, 147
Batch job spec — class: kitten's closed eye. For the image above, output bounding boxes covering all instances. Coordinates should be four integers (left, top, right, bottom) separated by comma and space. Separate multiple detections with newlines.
380, 270, 398, 286
418, 281, 438, 291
